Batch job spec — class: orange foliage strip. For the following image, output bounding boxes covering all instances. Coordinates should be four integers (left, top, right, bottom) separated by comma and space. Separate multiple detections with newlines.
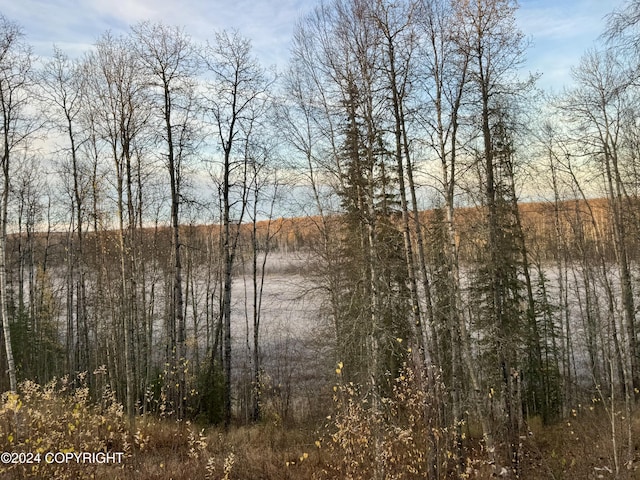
8, 197, 629, 265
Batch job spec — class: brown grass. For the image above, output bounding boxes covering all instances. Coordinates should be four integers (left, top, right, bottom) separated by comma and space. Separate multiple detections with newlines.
1, 377, 639, 479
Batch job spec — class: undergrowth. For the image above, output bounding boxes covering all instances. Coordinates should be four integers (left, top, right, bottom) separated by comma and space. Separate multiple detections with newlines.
314, 363, 461, 479
0, 372, 638, 479
0, 374, 128, 479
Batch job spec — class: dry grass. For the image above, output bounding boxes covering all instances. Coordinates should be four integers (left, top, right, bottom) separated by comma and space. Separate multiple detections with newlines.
0, 377, 319, 479
0, 375, 128, 480
128, 418, 320, 480
0, 376, 638, 479
518, 402, 640, 480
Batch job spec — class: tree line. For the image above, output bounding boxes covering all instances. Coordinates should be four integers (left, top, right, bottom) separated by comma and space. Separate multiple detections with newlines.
1, 0, 640, 476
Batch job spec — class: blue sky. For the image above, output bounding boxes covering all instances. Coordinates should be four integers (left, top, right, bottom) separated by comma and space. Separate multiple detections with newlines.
0, 0, 626, 91
516, 0, 626, 91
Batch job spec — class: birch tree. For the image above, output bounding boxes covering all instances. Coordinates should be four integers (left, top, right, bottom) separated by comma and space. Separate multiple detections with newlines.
39, 47, 91, 382
202, 29, 271, 427
83, 31, 151, 422
454, 0, 534, 472
417, 0, 473, 470
0, 16, 35, 392
132, 22, 199, 419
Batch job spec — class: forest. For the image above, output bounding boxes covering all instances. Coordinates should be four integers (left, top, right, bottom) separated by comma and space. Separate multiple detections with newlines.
0, 0, 640, 478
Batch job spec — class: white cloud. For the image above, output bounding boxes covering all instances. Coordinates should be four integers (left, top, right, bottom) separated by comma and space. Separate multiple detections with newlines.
517, 0, 625, 91
4, 0, 313, 68
518, 4, 601, 40
2, 0, 626, 89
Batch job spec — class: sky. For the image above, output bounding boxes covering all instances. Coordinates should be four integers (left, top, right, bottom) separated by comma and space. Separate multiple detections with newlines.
516, 0, 626, 92
0, 0, 628, 92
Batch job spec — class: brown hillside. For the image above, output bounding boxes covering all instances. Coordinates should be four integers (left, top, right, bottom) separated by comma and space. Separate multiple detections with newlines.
7, 198, 631, 269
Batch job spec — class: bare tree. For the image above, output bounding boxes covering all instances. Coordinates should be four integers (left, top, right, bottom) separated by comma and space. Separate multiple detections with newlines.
371, 0, 436, 364
202, 29, 271, 428
248, 144, 283, 422
132, 22, 199, 419
39, 47, 92, 382
416, 0, 473, 470
0, 16, 35, 392
82, 31, 151, 424
559, 47, 639, 468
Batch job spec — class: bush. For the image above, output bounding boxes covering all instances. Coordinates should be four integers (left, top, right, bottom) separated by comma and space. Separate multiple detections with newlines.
0, 374, 128, 479
315, 362, 459, 479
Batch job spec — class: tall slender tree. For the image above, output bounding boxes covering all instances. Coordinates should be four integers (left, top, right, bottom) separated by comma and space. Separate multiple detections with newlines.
39, 47, 91, 382
454, 0, 534, 471
202, 29, 271, 427
83, 31, 150, 422
132, 22, 199, 419
0, 16, 35, 393
563, 48, 639, 394
417, 0, 472, 469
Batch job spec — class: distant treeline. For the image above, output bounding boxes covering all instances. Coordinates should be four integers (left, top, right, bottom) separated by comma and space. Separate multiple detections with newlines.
7, 197, 630, 272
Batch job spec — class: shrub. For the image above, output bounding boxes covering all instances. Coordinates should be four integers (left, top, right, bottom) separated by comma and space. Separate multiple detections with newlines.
315, 362, 458, 480
0, 374, 128, 479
